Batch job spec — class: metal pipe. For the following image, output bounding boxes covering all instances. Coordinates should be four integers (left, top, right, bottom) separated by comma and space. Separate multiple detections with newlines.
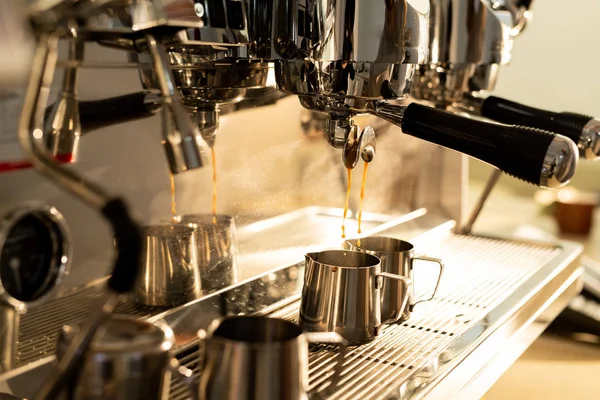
18, 33, 109, 210
18, 34, 139, 400
0, 305, 19, 374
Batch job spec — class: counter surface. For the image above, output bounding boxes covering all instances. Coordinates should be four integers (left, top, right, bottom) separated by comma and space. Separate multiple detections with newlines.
470, 180, 600, 400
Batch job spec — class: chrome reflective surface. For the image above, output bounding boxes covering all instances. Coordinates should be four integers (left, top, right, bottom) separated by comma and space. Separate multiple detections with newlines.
428, 0, 508, 65
308, 0, 429, 63
44, 37, 83, 163
136, 52, 272, 145
135, 224, 202, 307
299, 250, 410, 345
248, 0, 430, 62
175, 214, 239, 293
412, 0, 515, 106
326, 116, 356, 151
468, 63, 501, 93
579, 118, 600, 160
540, 134, 579, 189
277, 61, 418, 114
0, 204, 71, 309
189, 108, 219, 148
412, 64, 476, 106
77, 0, 200, 42
273, 0, 428, 113
169, 0, 250, 51
56, 315, 173, 400
485, 0, 534, 36
169, 60, 270, 105
198, 316, 347, 400
0, 306, 18, 374
344, 237, 444, 322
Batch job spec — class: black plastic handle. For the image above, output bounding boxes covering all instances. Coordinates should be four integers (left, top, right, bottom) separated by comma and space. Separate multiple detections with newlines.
517, 0, 534, 9
480, 96, 592, 150
45, 92, 159, 134
401, 103, 562, 186
101, 198, 142, 294
79, 92, 160, 132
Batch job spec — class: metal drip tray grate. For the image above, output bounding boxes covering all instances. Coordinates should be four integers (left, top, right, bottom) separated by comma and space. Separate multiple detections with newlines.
166, 233, 570, 400
15, 207, 413, 368
16, 289, 159, 366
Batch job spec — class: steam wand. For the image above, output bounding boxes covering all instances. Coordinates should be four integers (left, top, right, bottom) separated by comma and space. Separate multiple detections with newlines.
18, 33, 142, 400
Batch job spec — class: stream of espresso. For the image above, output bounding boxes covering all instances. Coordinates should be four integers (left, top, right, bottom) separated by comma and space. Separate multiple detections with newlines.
211, 147, 217, 224
341, 167, 353, 239
356, 162, 370, 247
170, 149, 218, 223
170, 172, 177, 220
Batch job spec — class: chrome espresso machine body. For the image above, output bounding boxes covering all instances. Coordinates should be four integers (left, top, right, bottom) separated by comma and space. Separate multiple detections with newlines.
0, 1, 585, 399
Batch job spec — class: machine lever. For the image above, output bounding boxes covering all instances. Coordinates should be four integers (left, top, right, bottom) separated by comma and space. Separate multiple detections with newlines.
374, 102, 578, 189
480, 95, 600, 160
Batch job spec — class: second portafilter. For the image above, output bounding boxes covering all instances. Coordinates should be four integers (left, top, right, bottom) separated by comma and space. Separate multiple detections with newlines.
416, 0, 600, 161
267, 0, 578, 187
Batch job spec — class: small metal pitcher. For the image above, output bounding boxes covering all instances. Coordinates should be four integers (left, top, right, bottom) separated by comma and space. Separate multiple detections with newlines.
197, 315, 347, 400
345, 237, 444, 321
135, 223, 202, 307
299, 250, 411, 345
175, 214, 238, 293
57, 315, 197, 400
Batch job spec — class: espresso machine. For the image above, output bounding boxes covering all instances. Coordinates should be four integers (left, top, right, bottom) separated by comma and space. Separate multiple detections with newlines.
0, 1, 586, 399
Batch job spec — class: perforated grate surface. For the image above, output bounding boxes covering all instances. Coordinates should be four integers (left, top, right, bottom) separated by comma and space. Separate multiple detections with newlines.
168, 233, 561, 400
16, 290, 158, 366
15, 209, 385, 367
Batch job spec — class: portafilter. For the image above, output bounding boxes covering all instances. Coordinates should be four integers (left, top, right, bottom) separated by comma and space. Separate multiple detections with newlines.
264, 0, 577, 188
417, 0, 600, 160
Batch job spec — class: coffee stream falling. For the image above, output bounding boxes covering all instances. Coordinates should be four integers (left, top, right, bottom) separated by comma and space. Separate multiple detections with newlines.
341, 162, 370, 246
356, 162, 369, 248
341, 168, 353, 239
170, 147, 217, 224
170, 172, 177, 220
211, 147, 218, 225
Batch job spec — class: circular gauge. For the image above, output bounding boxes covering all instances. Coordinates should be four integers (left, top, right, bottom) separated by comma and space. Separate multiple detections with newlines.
0, 205, 70, 306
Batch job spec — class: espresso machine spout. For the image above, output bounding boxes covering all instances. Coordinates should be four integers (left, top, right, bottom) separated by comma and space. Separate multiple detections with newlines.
145, 34, 210, 174
44, 33, 83, 163
323, 114, 377, 169
190, 107, 219, 148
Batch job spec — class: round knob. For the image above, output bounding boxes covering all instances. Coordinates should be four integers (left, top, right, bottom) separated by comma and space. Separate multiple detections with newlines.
541, 134, 579, 189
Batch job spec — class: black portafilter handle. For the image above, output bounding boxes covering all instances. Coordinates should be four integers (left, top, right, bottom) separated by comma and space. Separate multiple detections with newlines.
480, 96, 600, 160
101, 198, 143, 294
45, 91, 160, 134
400, 103, 578, 188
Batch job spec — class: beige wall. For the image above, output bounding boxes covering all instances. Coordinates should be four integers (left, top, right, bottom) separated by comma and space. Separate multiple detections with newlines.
470, 0, 600, 195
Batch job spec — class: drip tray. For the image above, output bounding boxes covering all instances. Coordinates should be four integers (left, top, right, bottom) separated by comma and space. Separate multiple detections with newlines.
2, 208, 583, 400
166, 232, 582, 400
15, 207, 426, 368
